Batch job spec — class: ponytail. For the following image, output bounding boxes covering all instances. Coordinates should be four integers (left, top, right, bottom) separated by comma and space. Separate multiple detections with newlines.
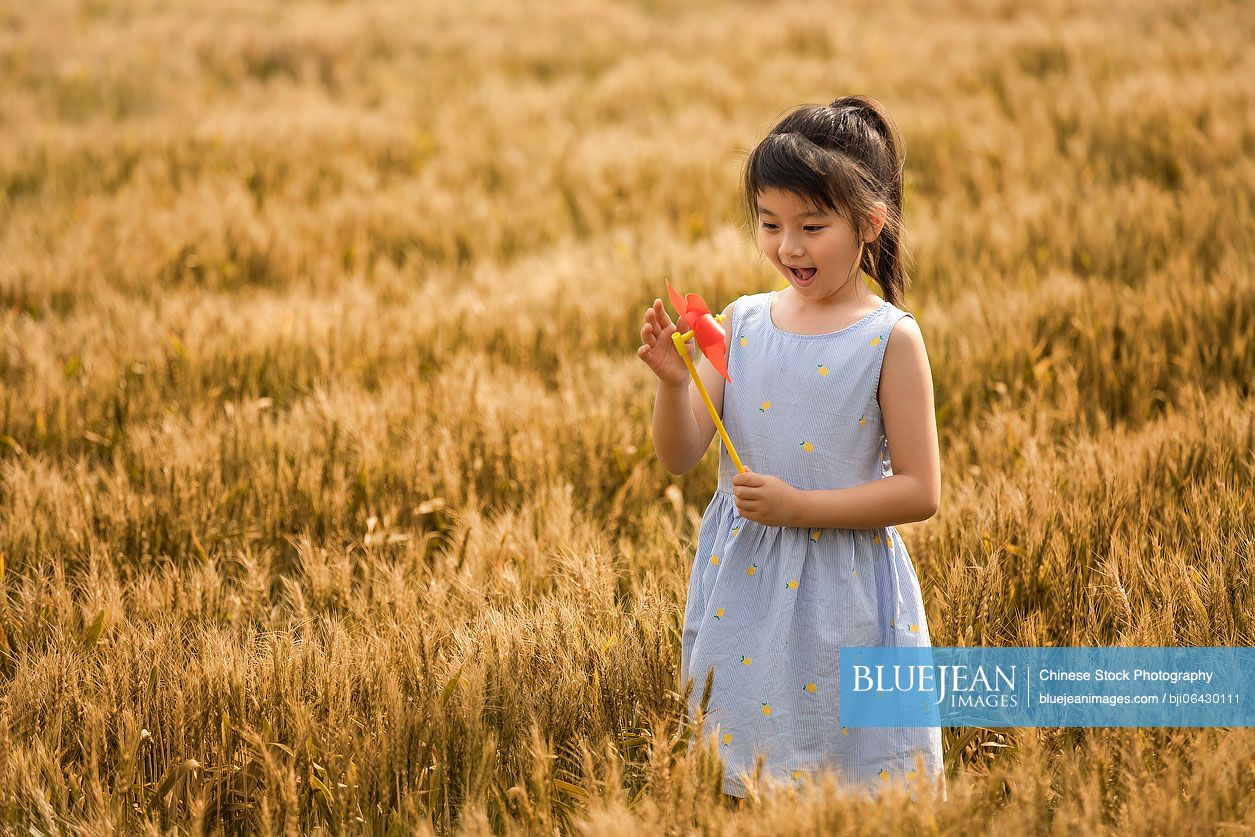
829, 95, 909, 308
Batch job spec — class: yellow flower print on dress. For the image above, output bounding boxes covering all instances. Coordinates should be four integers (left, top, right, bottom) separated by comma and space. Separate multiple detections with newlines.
879, 769, 889, 781
842, 726, 849, 736
817, 364, 829, 377
714, 608, 725, 619
870, 334, 884, 347
908, 624, 920, 633
792, 769, 805, 781
759, 401, 772, 412
803, 682, 817, 693
739, 335, 748, 347
746, 563, 758, 576
810, 530, 820, 542
887, 536, 893, 548
731, 525, 741, 537
859, 416, 867, 427
741, 655, 752, 666
873, 533, 881, 545
785, 579, 798, 590
710, 554, 720, 566
800, 441, 814, 452
722, 732, 733, 746
761, 702, 772, 716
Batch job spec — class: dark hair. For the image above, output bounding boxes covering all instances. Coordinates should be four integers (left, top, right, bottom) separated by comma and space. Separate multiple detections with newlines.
741, 95, 910, 308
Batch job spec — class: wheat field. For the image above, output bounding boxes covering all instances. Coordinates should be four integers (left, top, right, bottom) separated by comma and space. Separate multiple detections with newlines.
1, 0, 1253, 833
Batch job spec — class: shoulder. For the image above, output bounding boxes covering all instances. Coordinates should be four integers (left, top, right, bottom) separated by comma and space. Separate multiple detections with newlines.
885, 308, 924, 345
721, 291, 766, 320
878, 309, 931, 381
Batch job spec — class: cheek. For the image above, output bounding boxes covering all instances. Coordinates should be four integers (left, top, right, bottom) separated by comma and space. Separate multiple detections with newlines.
820, 238, 854, 264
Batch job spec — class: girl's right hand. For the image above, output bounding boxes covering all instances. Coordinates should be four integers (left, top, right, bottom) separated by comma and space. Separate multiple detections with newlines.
637, 298, 691, 388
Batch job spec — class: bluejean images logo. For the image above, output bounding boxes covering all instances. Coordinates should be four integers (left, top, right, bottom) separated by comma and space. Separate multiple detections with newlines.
839, 647, 1255, 728
851, 661, 1018, 708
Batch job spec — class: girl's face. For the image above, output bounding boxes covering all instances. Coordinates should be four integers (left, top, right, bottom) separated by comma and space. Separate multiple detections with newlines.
755, 187, 878, 300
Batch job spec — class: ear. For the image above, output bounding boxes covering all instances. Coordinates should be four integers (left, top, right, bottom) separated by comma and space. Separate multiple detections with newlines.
864, 201, 887, 243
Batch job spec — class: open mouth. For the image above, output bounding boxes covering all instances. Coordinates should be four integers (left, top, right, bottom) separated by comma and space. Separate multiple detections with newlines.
789, 266, 817, 285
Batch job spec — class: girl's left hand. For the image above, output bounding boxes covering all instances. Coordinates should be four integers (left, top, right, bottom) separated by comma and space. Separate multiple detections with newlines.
731, 469, 799, 527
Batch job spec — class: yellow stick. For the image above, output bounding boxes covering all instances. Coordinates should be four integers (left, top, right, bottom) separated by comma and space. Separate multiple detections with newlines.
671, 326, 747, 474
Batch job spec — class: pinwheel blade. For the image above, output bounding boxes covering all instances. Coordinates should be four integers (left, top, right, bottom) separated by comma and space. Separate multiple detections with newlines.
693, 317, 731, 383
682, 293, 711, 320
665, 279, 688, 319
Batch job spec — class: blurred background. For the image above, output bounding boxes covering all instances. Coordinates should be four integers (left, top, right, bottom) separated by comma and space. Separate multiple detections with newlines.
1, 0, 1252, 832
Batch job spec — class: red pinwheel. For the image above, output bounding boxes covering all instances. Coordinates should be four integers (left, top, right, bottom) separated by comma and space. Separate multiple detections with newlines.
662, 279, 746, 473
666, 279, 731, 383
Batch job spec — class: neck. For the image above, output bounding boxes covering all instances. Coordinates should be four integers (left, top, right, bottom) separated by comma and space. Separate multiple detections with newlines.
781, 268, 879, 312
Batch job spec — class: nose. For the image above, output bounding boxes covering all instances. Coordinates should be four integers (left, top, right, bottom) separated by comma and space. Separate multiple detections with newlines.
779, 231, 804, 260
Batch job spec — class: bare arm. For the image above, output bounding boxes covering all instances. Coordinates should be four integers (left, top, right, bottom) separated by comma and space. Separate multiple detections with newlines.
651, 379, 702, 476
790, 314, 941, 528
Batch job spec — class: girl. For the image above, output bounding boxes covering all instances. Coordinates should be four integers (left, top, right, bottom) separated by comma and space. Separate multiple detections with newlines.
637, 95, 944, 800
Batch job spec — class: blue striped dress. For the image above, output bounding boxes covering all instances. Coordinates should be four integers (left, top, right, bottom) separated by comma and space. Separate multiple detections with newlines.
678, 289, 944, 798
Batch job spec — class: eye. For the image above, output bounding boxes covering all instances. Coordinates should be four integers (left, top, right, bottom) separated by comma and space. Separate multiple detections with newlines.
759, 222, 825, 232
